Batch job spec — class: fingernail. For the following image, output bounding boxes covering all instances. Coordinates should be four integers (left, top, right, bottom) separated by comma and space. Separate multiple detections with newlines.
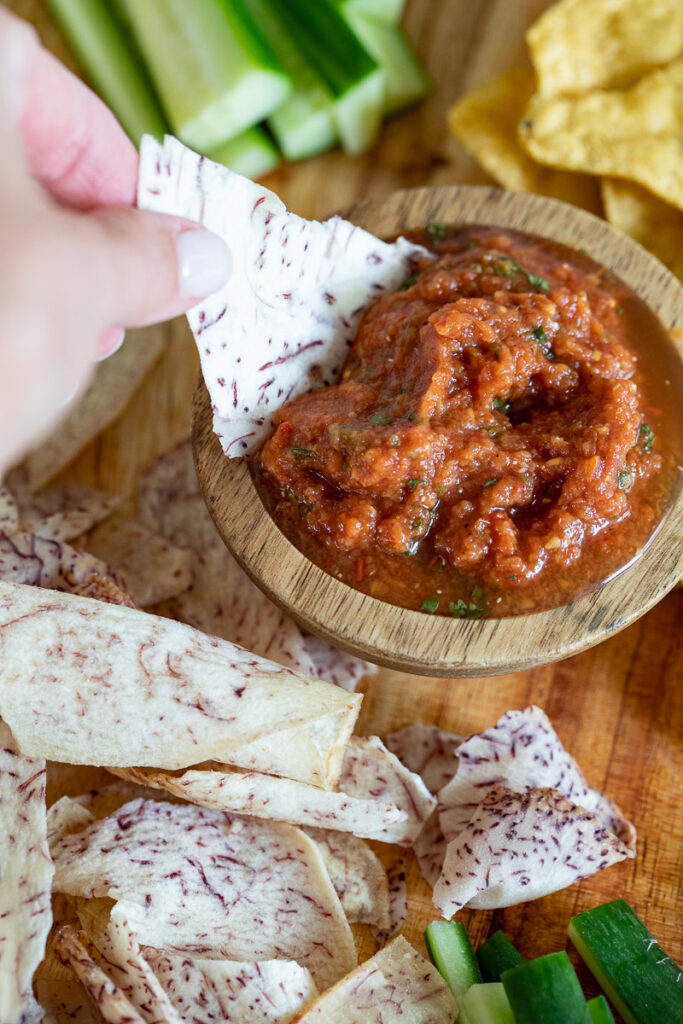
176, 229, 231, 299
96, 326, 125, 362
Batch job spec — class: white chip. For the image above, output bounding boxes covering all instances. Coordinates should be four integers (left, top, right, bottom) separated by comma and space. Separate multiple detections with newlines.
303, 827, 390, 929
303, 635, 377, 692
385, 723, 462, 794
138, 136, 427, 455
433, 785, 634, 917
145, 950, 318, 1024
373, 856, 408, 944
53, 925, 146, 1024
0, 581, 360, 787
52, 799, 357, 990
438, 706, 635, 848
108, 762, 408, 842
0, 721, 54, 1024
291, 935, 457, 1023
340, 736, 436, 844
86, 515, 193, 608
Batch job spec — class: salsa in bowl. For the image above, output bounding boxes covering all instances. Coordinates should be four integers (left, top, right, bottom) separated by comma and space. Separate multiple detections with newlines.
193, 185, 683, 676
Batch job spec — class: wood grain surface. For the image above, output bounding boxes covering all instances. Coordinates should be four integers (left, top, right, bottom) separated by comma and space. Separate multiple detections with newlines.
8, 0, 683, 1007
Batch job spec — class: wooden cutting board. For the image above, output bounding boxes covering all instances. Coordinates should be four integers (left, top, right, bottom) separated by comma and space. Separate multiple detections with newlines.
11, 0, 683, 997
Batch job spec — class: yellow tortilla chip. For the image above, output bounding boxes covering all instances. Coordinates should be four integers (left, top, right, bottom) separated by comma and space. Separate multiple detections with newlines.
602, 178, 683, 280
520, 59, 683, 211
528, 0, 683, 97
448, 68, 601, 212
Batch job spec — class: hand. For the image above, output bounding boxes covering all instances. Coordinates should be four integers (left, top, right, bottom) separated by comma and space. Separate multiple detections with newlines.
0, 10, 230, 474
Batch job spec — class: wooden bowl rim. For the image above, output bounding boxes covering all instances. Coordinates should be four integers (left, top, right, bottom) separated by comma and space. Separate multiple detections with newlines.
193, 184, 683, 677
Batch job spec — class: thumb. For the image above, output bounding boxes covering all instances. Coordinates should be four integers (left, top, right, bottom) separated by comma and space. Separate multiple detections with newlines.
79, 204, 231, 330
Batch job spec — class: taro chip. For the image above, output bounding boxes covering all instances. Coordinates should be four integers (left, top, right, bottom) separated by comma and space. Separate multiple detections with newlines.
447, 67, 601, 212
0, 485, 19, 530
0, 581, 360, 787
111, 735, 432, 846
137, 135, 427, 455
438, 705, 635, 849
291, 935, 457, 1023
340, 736, 436, 844
412, 810, 447, 889
86, 515, 192, 607
53, 925, 146, 1024
0, 720, 54, 1024
10, 481, 120, 543
602, 177, 683, 281
75, 900, 182, 1024
385, 722, 462, 794
144, 950, 318, 1024
108, 762, 408, 842
26, 329, 164, 491
139, 442, 317, 677
0, 529, 123, 594
372, 856, 408, 944
303, 635, 377, 692
520, 59, 683, 211
433, 785, 634, 918
302, 827, 390, 929
51, 799, 356, 990
527, 0, 683, 97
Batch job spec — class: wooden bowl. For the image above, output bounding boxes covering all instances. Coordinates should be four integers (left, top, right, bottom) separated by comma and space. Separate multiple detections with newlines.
192, 185, 683, 677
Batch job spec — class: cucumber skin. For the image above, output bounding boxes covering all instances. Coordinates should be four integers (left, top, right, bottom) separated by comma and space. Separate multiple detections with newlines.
424, 920, 483, 1005
569, 901, 683, 1024
477, 930, 525, 983
502, 952, 589, 1024
587, 996, 616, 1024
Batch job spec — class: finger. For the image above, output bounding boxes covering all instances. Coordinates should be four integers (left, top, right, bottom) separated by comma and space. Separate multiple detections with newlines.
76, 205, 232, 328
1, 8, 138, 210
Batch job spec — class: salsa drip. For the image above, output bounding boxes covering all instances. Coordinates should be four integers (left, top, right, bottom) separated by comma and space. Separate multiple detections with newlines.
254, 226, 681, 617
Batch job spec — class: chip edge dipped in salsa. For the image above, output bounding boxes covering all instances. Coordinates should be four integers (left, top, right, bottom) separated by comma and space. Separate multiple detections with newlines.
253, 225, 683, 619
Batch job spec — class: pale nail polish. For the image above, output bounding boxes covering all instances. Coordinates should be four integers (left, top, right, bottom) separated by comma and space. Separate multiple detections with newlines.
176, 229, 231, 299
96, 327, 125, 362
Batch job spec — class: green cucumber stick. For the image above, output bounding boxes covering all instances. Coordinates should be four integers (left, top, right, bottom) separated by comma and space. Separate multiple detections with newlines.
462, 983, 516, 1024
208, 126, 280, 179
587, 996, 616, 1024
424, 920, 482, 1006
118, 0, 292, 152
477, 930, 525, 983
278, 0, 386, 154
501, 952, 590, 1024
339, 9, 431, 114
337, 0, 407, 24
241, 0, 337, 160
45, 0, 167, 144
569, 900, 683, 1024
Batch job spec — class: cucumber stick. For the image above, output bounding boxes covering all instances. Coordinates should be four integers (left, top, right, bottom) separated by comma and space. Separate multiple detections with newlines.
336, 0, 407, 24
278, 0, 385, 155
340, 9, 431, 114
45, 0, 167, 144
462, 983, 516, 1024
569, 900, 683, 1024
424, 920, 482, 1007
502, 952, 590, 1024
118, 0, 292, 151
477, 930, 525, 983
587, 996, 616, 1024
208, 126, 280, 179
241, 0, 337, 160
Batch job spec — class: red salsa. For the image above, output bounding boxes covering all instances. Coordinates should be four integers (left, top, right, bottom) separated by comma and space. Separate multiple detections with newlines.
254, 226, 683, 617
